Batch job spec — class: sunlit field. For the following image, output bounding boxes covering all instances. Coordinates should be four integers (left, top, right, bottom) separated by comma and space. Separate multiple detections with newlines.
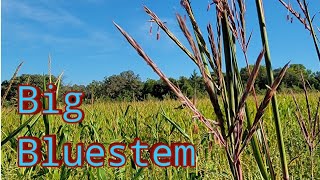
2, 0, 320, 179
2, 93, 319, 179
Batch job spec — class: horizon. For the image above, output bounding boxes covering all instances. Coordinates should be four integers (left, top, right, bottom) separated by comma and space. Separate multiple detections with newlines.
1, 63, 317, 86
2, 0, 320, 85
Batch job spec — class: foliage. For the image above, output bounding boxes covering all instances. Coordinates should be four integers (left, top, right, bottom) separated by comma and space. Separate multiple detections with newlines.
2, 64, 320, 106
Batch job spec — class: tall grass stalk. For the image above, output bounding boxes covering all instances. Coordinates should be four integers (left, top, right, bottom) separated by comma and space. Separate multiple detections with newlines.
234, 1, 275, 177
255, 0, 289, 179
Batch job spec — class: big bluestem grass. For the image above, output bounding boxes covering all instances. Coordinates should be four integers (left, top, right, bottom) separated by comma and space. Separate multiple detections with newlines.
114, 0, 289, 179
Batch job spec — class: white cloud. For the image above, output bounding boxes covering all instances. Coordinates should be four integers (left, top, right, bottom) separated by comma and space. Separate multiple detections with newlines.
2, 0, 118, 54
3, 0, 83, 27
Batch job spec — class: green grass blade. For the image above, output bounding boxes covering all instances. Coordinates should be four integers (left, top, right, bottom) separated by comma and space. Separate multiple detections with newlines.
161, 110, 191, 141
97, 168, 107, 180
1, 114, 41, 146
132, 168, 144, 180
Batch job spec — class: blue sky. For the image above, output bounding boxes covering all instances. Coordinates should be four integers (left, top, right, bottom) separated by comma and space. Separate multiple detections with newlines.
2, 0, 320, 85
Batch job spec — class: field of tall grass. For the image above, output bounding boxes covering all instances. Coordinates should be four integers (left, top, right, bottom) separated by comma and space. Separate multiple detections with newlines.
2, 0, 320, 179
1, 94, 320, 179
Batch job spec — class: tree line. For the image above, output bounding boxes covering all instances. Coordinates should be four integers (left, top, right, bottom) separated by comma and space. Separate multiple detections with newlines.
2, 64, 320, 105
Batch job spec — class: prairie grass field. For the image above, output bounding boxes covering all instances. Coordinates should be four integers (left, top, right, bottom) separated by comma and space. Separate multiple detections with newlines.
2, 0, 320, 179
2, 93, 320, 179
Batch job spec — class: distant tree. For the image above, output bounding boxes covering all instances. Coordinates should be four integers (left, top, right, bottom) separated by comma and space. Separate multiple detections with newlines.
240, 65, 268, 91
274, 64, 309, 90
142, 78, 177, 100
103, 71, 143, 101
86, 80, 103, 99
3, 66, 320, 106
309, 71, 320, 90
142, 79, 157, 98
178, 76, 193, 98
190, 70, 206, 94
